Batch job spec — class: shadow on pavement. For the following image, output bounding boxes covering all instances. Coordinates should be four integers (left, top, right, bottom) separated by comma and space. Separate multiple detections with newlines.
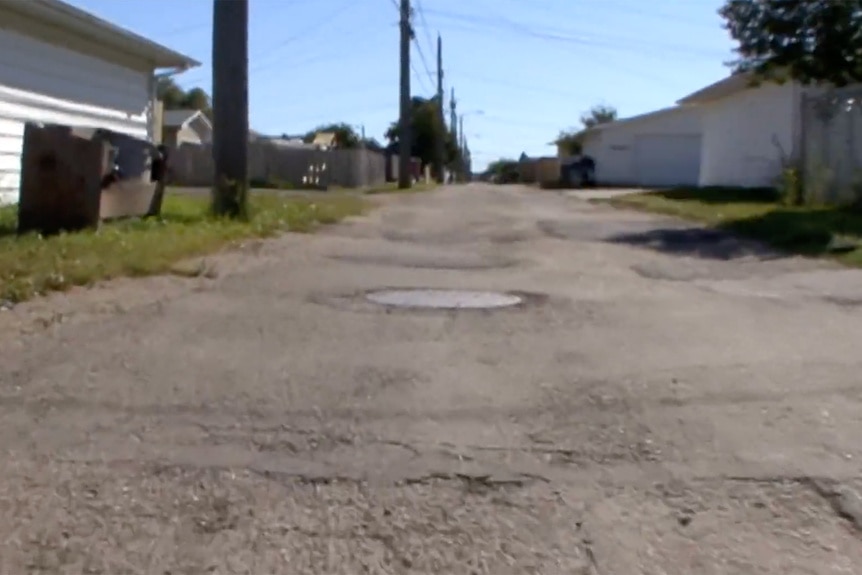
606, 227, 780, 261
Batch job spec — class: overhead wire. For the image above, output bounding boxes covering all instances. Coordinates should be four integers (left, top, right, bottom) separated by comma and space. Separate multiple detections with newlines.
427, 3, 728, 163
422, 7, 726, 61
179, 0, 365, 85
409, 1, 436, 94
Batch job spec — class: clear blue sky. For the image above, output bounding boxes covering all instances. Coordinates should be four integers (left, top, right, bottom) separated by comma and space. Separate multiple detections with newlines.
67, 0, 734, 170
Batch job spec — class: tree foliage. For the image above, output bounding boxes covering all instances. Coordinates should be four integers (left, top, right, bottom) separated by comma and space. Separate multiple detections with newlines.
157, 78, 213, 118
484, 158, 520, 182
580, 105, 618, 129
385, 97, 460, 168
719, 0, 862, 86
555, 104, 618, 155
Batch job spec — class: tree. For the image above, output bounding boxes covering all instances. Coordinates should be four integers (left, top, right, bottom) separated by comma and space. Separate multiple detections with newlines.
580, 105, 618, 129
719, 0, 862, 86
484, 158, 519, 183
157, 77, 213, 118
385, 97, 460, 169
555, 104, 618, 155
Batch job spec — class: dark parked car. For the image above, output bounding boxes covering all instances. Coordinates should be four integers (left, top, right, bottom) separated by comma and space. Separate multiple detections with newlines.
561, 155, 596, 187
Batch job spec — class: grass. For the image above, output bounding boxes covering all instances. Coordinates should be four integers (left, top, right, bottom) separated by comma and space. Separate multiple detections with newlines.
362, 181, 439, 194
0, 192, 368, 303
608, 186, 862, 266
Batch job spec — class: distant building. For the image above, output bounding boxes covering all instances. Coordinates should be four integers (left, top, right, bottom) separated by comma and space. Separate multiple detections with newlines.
162, 109, 212, 148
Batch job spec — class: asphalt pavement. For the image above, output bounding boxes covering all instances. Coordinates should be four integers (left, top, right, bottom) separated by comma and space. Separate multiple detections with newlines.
2, 183, 862, 574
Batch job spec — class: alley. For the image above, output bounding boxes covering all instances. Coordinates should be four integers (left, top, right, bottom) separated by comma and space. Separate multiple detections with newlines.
2, 184, 862, 574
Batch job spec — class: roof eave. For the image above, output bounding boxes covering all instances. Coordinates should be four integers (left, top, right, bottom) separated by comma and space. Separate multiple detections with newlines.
2, 0, 200, 69
194, 112, 213, 131
676, 71, 756, 105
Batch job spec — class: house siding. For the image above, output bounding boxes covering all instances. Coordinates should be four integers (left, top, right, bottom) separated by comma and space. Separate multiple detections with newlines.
0, 26, 152, 204
162, 125, 203, 148
582, 106, 702, 186
697, 82, 827, 188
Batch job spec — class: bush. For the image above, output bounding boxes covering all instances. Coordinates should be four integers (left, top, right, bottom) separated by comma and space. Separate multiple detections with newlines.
777, 167, 804, 206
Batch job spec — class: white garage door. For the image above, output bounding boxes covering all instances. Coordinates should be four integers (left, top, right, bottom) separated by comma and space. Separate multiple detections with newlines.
0, 28, 151, 204
633, 133, 701, 187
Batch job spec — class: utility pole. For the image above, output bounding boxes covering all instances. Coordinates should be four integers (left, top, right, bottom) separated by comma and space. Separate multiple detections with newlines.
458, 114, 473, 182
450, 87, 457, 181
398, 0, 412, 189
450, 88, 457, 151
211, 0, 249, 217
436, 34, 445, 184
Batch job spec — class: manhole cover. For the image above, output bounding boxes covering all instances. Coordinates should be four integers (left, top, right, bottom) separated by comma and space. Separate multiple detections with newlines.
365, 289, 523, 309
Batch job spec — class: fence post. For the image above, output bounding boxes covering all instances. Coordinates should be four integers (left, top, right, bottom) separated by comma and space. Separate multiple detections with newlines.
800, 92, 808, 202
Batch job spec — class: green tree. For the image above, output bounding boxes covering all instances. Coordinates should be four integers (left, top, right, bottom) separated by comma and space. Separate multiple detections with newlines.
157, 78, 213, 118
580, 105, 617, 129
484, 158, 520, 183
719, 0, 862, 86
555, 104, 618, 155
385, 97, 460, 169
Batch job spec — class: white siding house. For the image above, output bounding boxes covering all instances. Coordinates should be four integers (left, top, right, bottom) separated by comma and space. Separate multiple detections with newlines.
0, 0, 198, 203
162, 109, 213, 148
677, 73, 826, 188
580, 105, 703, 187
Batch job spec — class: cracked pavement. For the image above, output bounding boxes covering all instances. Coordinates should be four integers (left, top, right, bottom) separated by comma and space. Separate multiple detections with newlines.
2, 184, 862, 573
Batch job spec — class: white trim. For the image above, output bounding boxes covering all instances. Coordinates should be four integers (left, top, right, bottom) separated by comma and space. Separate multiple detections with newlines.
0, 84, 146, 132
0, 0, 199, 69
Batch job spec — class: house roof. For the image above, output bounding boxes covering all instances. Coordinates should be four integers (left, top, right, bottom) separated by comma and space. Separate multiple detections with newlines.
0, 0, 199, 69
163, 109, 211, 129
676, 71, 757, 105
312, 132, 337, 147
583, 105, 695, 135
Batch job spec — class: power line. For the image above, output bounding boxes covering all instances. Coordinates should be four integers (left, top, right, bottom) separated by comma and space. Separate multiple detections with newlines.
408, 4, 436, 90
180, 0, 367, 85
411, 60, 434, 94
422, 7, 726, 61
180, 26, 393, 86
413, 0, 436, 70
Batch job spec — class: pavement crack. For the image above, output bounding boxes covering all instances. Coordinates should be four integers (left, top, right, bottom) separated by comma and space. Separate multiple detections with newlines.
724, 475, 862, 533
803, 478, 862, 533
399, 471, 549, 491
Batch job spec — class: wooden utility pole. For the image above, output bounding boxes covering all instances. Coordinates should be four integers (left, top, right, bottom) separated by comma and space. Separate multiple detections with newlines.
435, 34, 445, 184
398, 0, 412, 189
450, 87, 457, 152
212, 0, 249, 217
459, 114, 465, 181
449, 87, 457, 181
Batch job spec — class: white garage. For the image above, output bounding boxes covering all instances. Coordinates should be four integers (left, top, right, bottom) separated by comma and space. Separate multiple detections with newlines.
0, 0, 198, 204
581, 105, 703, 187
633, 133, 702, 187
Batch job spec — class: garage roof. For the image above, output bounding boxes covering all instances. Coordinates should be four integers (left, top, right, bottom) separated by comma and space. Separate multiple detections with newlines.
584, 105, 694, 134
0, 0, 200, 70
676, 72, 758, 105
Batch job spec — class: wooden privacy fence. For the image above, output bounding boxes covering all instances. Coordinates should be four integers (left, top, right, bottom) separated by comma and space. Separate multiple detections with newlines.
169, 142, 388, 189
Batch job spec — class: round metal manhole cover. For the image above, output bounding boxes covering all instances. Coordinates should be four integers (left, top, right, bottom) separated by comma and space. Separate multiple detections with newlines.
365, 289, 523, 309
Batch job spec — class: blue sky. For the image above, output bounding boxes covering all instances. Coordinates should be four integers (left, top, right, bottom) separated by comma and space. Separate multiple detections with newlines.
68, 0, 735, 170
